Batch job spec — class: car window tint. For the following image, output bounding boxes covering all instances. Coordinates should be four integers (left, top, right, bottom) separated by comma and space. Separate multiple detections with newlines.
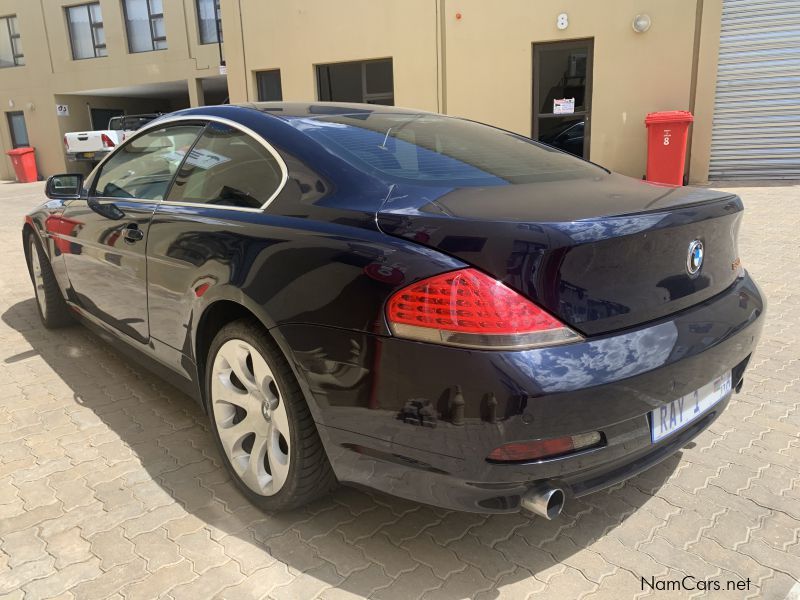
93, 124, 203, 200
166, 122, 283, 209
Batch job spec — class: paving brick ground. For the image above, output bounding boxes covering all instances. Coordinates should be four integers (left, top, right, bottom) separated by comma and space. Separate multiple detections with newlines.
0, 180, 798, 599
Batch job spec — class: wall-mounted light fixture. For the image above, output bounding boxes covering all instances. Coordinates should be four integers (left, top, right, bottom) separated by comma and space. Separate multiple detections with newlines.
632, 14, 652, 33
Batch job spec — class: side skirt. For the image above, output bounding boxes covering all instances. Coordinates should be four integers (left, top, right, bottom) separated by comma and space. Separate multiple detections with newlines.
67, 302, 204, 408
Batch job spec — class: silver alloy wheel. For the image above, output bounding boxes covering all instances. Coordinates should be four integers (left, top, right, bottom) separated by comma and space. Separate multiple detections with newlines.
29, 239, 46, 319
211, 339, 291, 496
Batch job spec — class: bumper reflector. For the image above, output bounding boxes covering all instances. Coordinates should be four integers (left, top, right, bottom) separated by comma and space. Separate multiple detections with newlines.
487, 431, 602, 462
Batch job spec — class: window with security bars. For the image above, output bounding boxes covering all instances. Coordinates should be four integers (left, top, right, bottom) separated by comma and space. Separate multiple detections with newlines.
0, 15, 24, 68
67, 3, 107, 59
197, 0, 222, 44
123, 0, 167, 53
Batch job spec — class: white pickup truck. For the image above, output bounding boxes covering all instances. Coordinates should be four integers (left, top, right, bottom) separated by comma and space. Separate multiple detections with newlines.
64, 113, 161, 162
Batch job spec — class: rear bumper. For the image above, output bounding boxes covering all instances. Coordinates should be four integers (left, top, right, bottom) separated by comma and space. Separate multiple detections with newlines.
276, 273, 764, 513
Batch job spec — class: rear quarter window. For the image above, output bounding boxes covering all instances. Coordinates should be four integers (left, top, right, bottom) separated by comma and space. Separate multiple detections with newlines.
166, 122, 284, 209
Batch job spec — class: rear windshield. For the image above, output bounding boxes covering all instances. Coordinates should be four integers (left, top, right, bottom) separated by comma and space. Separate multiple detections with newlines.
289, 112, 602, 186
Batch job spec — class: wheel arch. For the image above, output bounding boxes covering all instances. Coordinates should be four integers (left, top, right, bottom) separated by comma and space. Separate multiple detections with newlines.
22, 221, 39, 262
193, 298, 322, 423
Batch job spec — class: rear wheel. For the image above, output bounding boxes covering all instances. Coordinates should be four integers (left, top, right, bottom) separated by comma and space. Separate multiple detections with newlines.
206, 319, 336, 510
26, 233, 73, 328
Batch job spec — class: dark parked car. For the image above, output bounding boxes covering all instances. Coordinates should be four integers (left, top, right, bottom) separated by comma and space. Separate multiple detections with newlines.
539, 119, 585, 157
24, 103, 764, 518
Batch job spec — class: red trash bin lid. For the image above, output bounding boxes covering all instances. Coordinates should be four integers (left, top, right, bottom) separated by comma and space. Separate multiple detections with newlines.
6, 146, 34, 156
645, 111, 694, 125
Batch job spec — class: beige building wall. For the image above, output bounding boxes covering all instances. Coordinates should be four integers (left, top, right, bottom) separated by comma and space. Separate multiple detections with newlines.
688, 0, 724, 184
0, 0, 723, 183
221, 0, 441, 112
224, 0, 721, 183
0, 0, 228, 179
443, 0, 702, 180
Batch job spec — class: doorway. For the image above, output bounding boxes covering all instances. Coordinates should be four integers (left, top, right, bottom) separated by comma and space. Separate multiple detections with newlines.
532, 39, 593, 159
90, 108, 124, 130
7, 111, 29, 148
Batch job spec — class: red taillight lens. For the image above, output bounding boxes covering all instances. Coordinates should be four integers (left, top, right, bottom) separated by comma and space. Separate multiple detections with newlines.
488, 432, 602, 462
101, 133, 115, 148
63, 135, 68, 150
386, 268, 582, 349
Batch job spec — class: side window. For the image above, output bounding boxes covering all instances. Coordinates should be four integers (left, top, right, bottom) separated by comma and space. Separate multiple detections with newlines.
166, 122, 284, 209
93, 124, 203, 200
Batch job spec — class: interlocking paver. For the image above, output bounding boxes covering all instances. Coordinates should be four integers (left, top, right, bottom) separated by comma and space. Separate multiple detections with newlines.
44, 527, 93, 569
1, 528, 47, 568
0, 180, 797, 599
121, 559, 198, 600
132, 528, 182, 570
269, 561, 343, 600
169, 560, 245, 600
308, 530, 370, 577
176, 528, 229, 574
21, 556, 102, 598
321, 564, 394, 600
88, 528, 137, 570
372, 564, 442, 600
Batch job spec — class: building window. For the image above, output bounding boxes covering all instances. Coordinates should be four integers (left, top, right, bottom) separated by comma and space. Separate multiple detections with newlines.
0, 15, 24, 68
67, 3, 107, 59
317, 59, 393, 105
197, 0, 221, 44
7, 112, 29, 148
122, 0, 167, 53
256, 70, 282, 101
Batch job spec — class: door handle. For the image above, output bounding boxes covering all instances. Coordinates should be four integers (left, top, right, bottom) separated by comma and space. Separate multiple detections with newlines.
123, 224, 144, 243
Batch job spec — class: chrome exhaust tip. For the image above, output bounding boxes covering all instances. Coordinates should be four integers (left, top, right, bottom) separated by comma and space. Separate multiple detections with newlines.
520, 484, 565, 520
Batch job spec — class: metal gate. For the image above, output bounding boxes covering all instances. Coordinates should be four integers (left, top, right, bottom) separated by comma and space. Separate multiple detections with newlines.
709, 0, 800, 179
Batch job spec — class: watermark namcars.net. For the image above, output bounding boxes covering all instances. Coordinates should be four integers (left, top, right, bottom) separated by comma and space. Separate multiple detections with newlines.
641, 576, 753, 593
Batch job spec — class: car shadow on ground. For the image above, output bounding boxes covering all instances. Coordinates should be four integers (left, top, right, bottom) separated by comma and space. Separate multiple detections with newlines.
2, 298, 681, 598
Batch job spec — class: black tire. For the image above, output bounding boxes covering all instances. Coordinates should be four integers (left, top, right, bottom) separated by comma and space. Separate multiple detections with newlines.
26, 232, 73, 329
205, 318, 337, 511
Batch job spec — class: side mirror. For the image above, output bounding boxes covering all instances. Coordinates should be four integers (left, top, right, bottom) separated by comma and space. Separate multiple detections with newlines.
45, 174, 83, 200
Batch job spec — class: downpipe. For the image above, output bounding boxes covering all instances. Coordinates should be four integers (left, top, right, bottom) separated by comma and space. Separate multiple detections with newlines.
520, 484, 566, 520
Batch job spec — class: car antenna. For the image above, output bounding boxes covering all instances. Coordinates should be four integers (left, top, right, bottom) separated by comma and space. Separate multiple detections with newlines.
379, 128, 393, 150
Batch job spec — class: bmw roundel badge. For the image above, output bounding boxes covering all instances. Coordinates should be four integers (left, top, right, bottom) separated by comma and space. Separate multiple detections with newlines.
687, 240, 704, 275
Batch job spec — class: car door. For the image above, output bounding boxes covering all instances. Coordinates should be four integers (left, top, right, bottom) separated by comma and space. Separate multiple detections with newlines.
146, 120, 287, 352
60, 122, 204, 343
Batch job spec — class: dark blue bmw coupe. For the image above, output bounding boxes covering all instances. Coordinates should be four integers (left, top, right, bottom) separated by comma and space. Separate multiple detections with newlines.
23, 103, 764, 518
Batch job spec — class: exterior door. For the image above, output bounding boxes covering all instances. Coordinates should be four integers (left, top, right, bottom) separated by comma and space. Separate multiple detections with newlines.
533, 39, 593, 159
90, 108, 124, 130
59, 122, 204, 343
7, 111, 29, 148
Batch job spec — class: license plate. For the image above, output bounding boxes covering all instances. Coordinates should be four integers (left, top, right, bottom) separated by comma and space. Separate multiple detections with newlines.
650, 372, 731, 443
80, 152, 95, 159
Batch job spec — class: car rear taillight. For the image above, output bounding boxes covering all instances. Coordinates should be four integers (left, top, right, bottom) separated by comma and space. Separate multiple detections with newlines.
63, 135, 68, 150
101, 133, 115, 148
386, 268, 582, 349
488, 432, 602, 462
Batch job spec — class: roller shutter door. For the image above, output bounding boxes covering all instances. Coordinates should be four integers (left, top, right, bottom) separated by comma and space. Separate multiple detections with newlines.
709, 0, 800, 179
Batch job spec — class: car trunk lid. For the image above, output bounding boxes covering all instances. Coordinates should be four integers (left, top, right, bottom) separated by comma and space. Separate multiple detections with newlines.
376, 174, 744, 336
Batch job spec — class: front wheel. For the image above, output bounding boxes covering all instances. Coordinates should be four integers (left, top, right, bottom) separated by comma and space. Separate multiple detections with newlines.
205, 319, 336, 511
26, 233, 73, 328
